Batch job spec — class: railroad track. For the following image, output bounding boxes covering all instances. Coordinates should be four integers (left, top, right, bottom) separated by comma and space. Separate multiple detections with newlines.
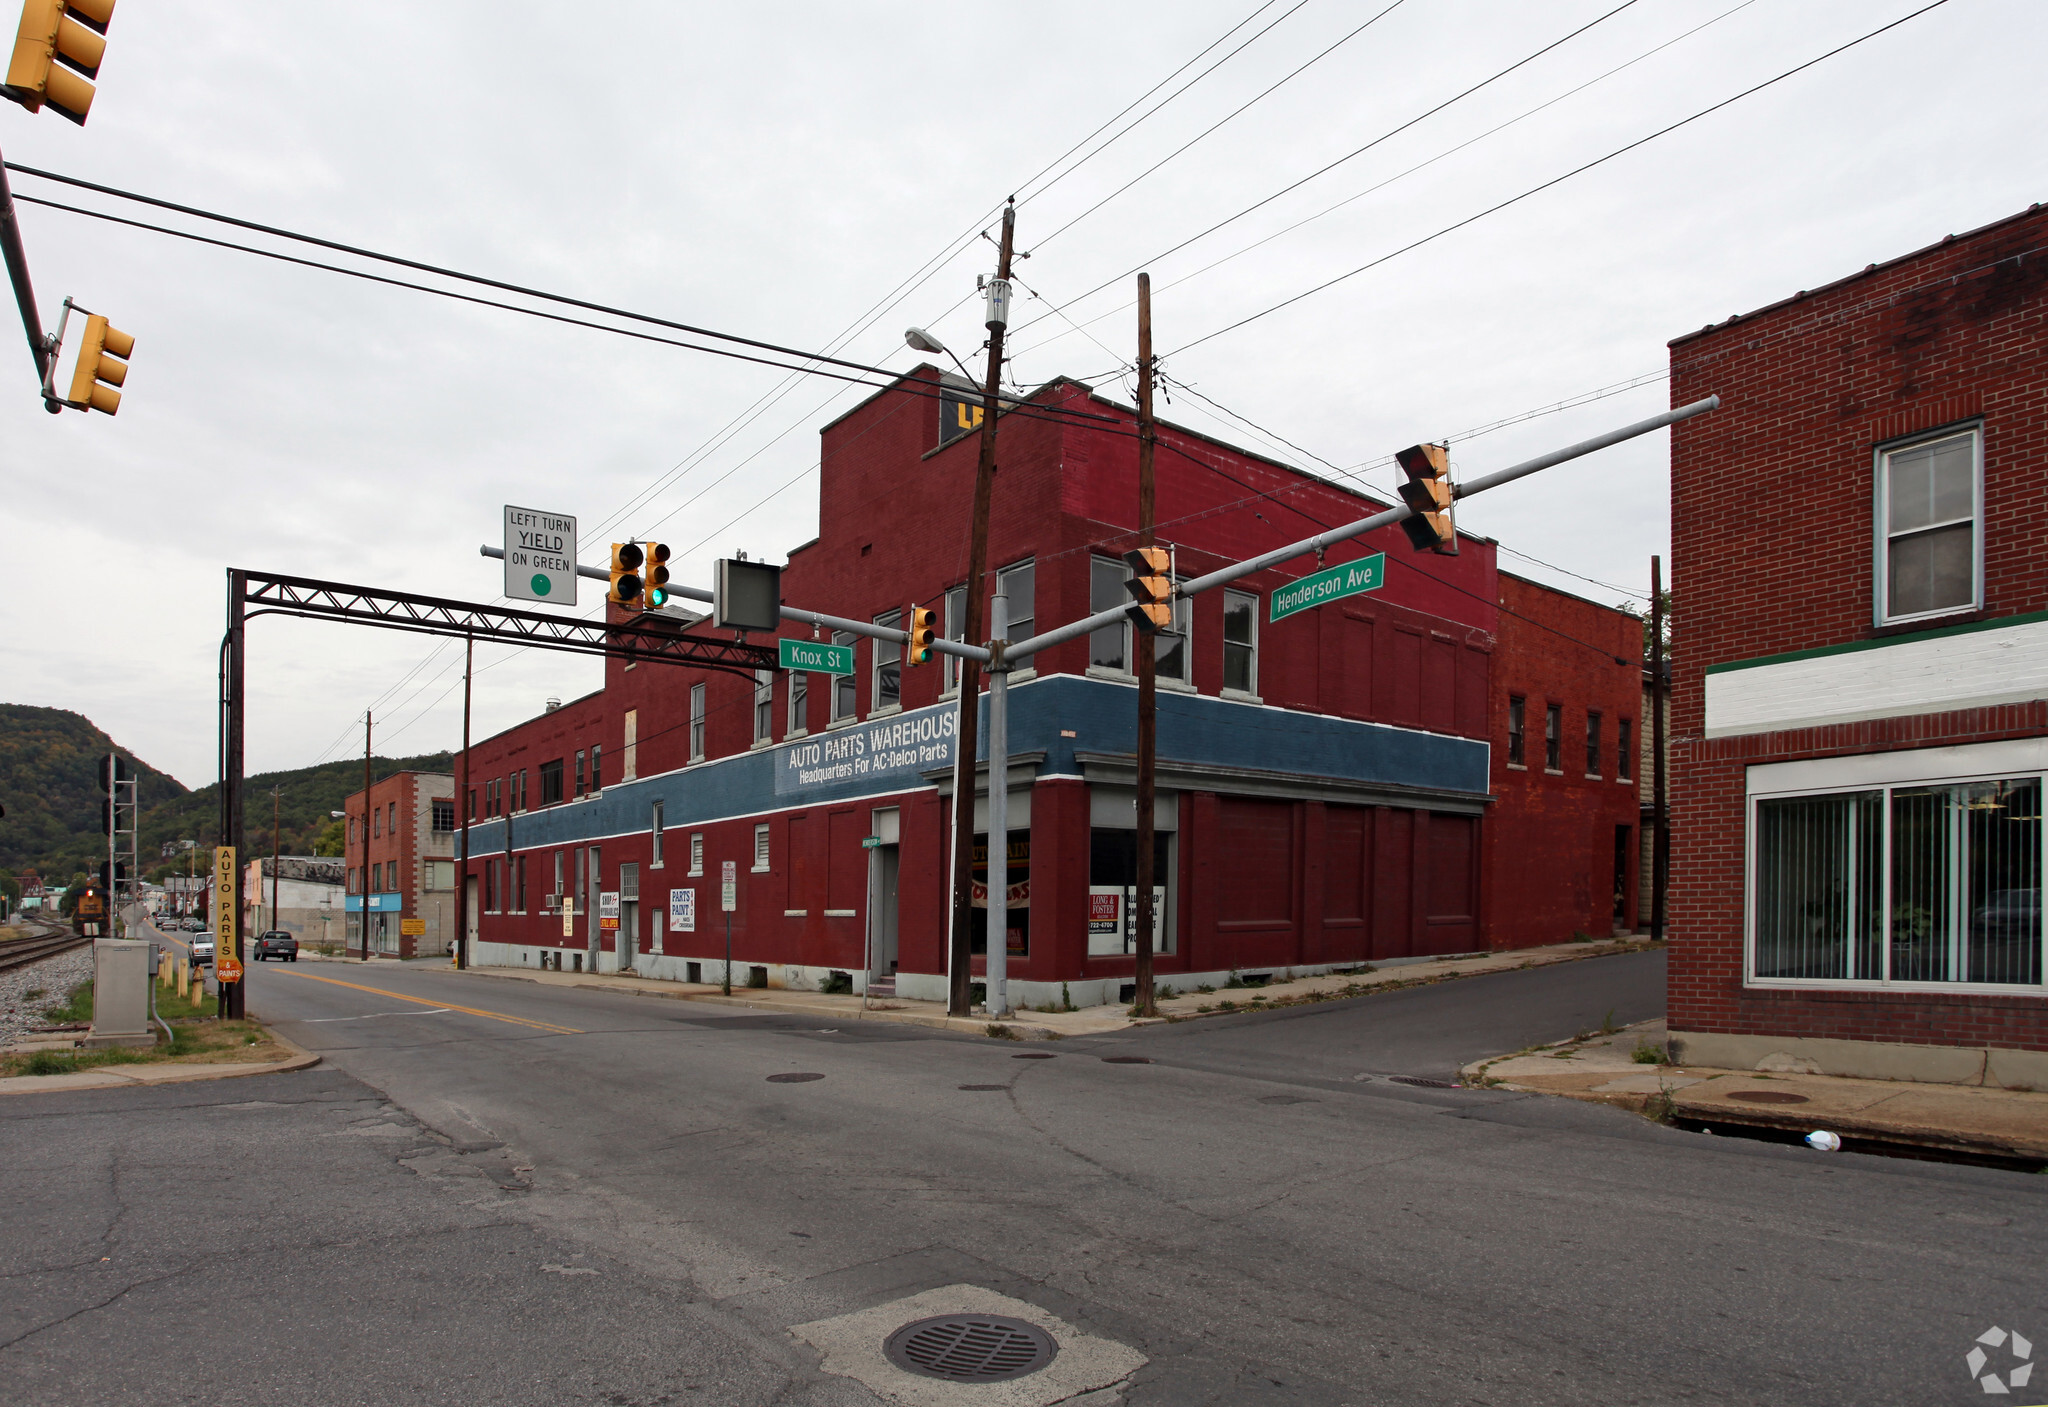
0, 922, 92, 974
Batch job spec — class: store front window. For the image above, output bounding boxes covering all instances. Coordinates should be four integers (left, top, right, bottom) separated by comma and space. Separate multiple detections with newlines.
971, 829, 1030, 958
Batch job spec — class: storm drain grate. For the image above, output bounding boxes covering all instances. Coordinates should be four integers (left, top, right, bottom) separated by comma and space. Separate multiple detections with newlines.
1388, 1075, 1462, 1089
1012, 1052, 1057, 1059
1100, 1055, 1153, 1064
1725, 1090, 1810, 1104
958, 1084, 1008, 1091
883, 1314, 1058, 1383
766, 1072, 826, 1083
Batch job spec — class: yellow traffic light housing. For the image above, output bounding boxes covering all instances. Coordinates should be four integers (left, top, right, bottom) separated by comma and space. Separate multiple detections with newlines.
3, 0, 112, 125
66, 312, 131, 414
608, 542, 645, 608
906, 605, 936, 665
1395, 443, 1456, 554
643, 542, 671, 608
1122, 546, 1173, 633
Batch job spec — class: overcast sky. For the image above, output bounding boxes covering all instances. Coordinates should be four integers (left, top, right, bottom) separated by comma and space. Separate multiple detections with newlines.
2, 0, 2037, 790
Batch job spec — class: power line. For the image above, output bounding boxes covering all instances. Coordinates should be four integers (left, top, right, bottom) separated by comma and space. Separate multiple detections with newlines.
1166, 0, 1954, 357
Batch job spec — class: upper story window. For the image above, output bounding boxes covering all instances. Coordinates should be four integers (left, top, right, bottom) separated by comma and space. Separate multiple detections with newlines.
831, 632, 858, 723
689, 832, 704, 876
1586, 712, 1603, 777
1089, 557, 1128, 672
574, 749, 586, 795
788, 668, 808, 736
650, 801, 665, 867
591, 744, 603, 791
1544, 704, 1562, 772
873, 610, 902, 712
1618, 718, 1633, 781
754, 670, 774, 744
1507, 696, 1526, 766
1878, 425, 1980, 624
1222, 590, 1258, 695
943, 584, 967, 692
373, 808, 381, 839
754, 822, 772, 871
689, 683, 707, 763
539, 760, 564, 807
998, 559, 1034, 668
431, 799, 455, 832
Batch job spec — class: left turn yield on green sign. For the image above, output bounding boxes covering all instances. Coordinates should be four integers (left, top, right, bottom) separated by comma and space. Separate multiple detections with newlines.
780, 636, 855, 674
504, 505, 578, 605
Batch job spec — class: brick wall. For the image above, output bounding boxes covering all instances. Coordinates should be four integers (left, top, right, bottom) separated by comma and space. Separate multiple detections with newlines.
1668, 203, 2048, 1051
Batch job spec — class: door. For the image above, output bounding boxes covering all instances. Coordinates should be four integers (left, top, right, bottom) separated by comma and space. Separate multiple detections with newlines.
621, 900, 639, 973
1613, 825, 1632, 931
585, 845, 601, 969
874, 847, 900, 976
465, 875, 478, 944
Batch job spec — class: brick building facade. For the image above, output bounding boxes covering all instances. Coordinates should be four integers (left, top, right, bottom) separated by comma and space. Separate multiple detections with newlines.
343, 770, 457, 958
1667, 203, 2048, 1085
462, 369, 1642, 1004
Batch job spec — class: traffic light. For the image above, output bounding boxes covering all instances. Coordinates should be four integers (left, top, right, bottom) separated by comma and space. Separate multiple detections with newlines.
3, 0, 110, 124
1122, 547, 1173, 633
66, 313, 132, 414
1395, 443, 1455, 554
608, 542, 645, 608
905, 605, 936, 665
644, 542, 671, 608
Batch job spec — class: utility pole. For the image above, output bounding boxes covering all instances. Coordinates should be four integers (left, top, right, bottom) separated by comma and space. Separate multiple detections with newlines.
946, 201, 1017, 1018
360, 711, 372, 962
269, 785, 282, 935
455, 633, 472, 970
1132, 273, 1160, 1018
1649, 555, 1668, 944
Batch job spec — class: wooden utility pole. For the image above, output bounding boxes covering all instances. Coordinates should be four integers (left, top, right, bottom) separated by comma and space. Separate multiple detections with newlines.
1132, 273, 1159, 1018
455, 634, 472, 970
269, 785, 282, 934
360, 711, 372, 962
946, 201, 1017, 1018
1649, 555, 1668, 943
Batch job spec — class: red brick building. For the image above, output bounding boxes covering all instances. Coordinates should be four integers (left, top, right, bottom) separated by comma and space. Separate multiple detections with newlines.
1667, 203, 2048, 1085
343, 770, 457, 958
462, 370, 1642, 1003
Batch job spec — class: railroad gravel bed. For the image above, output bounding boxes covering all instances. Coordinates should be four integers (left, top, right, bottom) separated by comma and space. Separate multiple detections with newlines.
0, 945, 95, 1045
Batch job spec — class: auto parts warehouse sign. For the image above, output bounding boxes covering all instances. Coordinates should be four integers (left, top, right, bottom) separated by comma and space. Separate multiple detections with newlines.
775, 705, 958, 795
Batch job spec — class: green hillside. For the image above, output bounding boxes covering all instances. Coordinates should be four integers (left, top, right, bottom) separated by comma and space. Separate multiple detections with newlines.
0, 703, 452, 883
0, 704, 188, 882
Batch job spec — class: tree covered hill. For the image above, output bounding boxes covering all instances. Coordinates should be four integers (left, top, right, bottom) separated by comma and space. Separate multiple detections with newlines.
0, 704, 188, 881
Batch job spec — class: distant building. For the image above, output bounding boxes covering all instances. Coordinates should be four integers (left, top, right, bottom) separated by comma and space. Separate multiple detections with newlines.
343, 772, 458, 957
241, 857, 347, 948
1668, 203, 2048, 1085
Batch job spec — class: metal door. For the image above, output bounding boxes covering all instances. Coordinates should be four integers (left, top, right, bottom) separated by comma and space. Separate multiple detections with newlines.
621, 900, 639, 973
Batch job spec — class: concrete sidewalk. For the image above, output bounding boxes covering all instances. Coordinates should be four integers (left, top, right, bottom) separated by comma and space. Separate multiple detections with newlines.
0, 1031, 321, 1097
445, 936, 1656, 1039
1467, 1021, 2048, 1164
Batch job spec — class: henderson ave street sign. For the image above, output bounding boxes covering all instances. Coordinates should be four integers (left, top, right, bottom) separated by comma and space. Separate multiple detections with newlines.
1268, 553, 1385, 624
779, 636, 855, 674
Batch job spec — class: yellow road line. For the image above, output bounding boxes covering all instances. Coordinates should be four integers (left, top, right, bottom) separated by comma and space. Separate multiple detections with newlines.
273, 969, 582, 1035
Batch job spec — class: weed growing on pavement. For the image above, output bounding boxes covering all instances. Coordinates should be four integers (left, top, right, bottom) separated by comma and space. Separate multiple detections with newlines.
20, 987, 44, 1002
1631, 1041, 1669, 1065
1060, 982, 1076, 1011
1600, 1008, 1620, 1035
984, 1023, 1020, 1040
13, 1047, 148, 1077
1195, 984, 1216, 994
1224, 971, 1246, 989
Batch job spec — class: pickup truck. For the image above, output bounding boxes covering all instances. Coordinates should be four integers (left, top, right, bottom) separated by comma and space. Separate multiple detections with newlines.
253, 930, 299, 962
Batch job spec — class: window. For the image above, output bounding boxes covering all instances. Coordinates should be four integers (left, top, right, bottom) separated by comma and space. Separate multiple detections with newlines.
465, 790, 476, 821
1508, 696, 1526, 766
623, 709, 638, 781
619, 862, 638, 902
575, 749, 586, 795
651, 801, 665, 867
873, 610, 902, 712
1586, 712, 1603, 776
689, 683, 707, 762
1751, 775, 2040, 988
998, 560, 1034, 667
389, 801, 398, 832
553, 850, 565, 906
371, 862, 382, 892
484, 861, 496, 913
423, 859, 454, 892
943, 584, 968, 691
1222, 589, 1258, 694
516, 772, 526, 813
591, 745, 602, 790
1878, 426, 1979, 624
1544, 704, 1561, 771
515, 854, 527, 913
754, 822, 772, 871
347, 866, 357, 894
1618, 719, 1633, 781
689, 833, 704, 876
1089, 557, 1127, 672
539, 760, 563, 807
788, 669, 808, 736
431, 798, 454, 832
754, 670, 774, 744
1154, 580, 1191, 685
373, 808, 381, 839
349, 816, 357, 845
831, 631, 857, 723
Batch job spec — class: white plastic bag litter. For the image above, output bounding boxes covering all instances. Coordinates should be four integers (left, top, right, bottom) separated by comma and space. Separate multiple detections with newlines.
1806, 1130, 1842, 1152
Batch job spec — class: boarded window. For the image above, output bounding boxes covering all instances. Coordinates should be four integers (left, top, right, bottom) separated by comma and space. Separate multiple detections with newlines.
1219, 798, 1293, 926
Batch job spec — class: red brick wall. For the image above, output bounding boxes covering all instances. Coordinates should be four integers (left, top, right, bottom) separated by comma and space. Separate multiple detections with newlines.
1668, 203, 2048, 1051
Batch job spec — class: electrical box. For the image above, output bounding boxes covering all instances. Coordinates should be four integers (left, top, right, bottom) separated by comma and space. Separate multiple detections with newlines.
713, 559, 782, 632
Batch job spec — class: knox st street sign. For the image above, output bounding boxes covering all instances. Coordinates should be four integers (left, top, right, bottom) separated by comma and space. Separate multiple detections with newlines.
779, 636, 854, 674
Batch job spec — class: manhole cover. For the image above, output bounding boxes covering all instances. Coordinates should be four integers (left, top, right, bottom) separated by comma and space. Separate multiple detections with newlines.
766, 1072, 826, 1083
1725, 1089, 1810, 1104
882, 1314, 1058, 1383
1012, 1052, 1056, 1059
1389, 1075, 1461, 1089
1101, 1055, 1152, 1064
958, 1084, 1007, 1091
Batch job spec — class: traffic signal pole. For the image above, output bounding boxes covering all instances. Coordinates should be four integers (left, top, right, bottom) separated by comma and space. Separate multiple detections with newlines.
221, 569, 248, 1019
0, 147, 57, 409
1132, 275, 1160, 1019
360, 712, 372, 962
985, 583, 1011, 1017
456, 633, 472, 970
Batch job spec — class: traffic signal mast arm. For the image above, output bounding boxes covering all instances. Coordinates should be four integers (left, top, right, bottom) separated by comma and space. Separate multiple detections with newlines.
478, 546, 993, 663
1005, 396, 1720, 661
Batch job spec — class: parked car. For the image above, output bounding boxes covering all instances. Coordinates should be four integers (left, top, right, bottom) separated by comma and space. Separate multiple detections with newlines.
182, 917, 205, 932
190, 933, 215, 965
253, 930, 299, 962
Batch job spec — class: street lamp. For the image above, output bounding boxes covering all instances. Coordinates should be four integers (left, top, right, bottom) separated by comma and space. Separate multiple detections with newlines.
904, 327, 979, 386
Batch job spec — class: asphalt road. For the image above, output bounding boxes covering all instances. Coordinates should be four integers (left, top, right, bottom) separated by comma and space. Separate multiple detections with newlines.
3, 948, 2041, 1407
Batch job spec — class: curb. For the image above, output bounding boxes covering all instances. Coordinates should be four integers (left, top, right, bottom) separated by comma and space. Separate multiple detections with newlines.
0, 1020, 321, 1098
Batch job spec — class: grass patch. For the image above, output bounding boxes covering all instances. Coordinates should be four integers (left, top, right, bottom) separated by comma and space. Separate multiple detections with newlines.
2, 1014, 282, 1079
42, 981, 93, 1024
1631, 1041, 1669, 1065
984, 1022, 1021, 1040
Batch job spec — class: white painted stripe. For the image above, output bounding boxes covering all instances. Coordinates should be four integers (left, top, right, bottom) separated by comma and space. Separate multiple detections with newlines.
1705, 618, 2048, 738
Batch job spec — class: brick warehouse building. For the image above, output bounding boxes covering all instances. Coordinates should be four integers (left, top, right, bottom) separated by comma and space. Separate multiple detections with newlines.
1667, 203, 2048, 1085
343, 770, 458, 958
462, 368, 1643, 1005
